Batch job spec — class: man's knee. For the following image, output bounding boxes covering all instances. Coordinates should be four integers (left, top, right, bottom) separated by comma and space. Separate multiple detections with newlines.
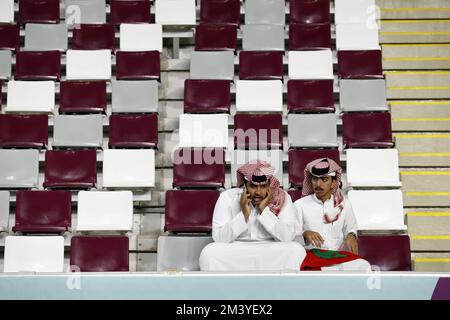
199, 243, 219, 271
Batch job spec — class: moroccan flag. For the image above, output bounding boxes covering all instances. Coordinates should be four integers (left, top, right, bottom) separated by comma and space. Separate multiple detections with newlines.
301, 248, 361, 271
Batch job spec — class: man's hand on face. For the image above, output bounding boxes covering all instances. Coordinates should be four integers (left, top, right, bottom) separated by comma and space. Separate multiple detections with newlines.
240, 189, 251, 222
303, 230, 325, 248
344, 233, 358, 254
257, 187, 271, 214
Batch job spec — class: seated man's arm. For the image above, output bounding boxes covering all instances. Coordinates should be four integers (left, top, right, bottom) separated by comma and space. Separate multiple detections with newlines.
212, 191, 248, 243
258, 192, 297, 242
342, 201, 359, 254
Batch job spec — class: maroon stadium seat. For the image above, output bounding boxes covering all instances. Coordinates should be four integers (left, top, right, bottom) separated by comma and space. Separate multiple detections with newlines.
288, 189, 303, 202
15, 51, 61, 81
19, 0, 60, 24
172, 148, 225, 188
288, 148, 340, 188
70, 236, 129, 272
164, 190, 220, 232
0, 24, 20, 51
358, 235, 412, 271
290, 0, 330, 24
59, 81, 107, 114
115, 51, 160, 80
200, 0, 241, 26
343, 112, 394, 149
0, 114, 48, 149
110, 0, 151, 25
338, 50, 384, 79
72, 24, 115, 51
234, 113, 283, 149
239, 51, 283, 81
289, 23, 331, 50
184, 79, 231, 113
0, 81, 2, 109
109, 114, 158, 148
13, 190, 71, 233
287, 79, 334, 113
195, 24, 238, 51
44, 150, 97, 189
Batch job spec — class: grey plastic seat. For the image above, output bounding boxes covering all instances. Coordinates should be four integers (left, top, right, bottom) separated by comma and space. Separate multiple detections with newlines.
190, 51, 234, 80
65, 0, 106, 25
157, 235, 213, 271
52, 114, 103, 148
0, 150, 39, 189
288, 114, 338, 148
339, 79, 388, 112
245, 0, 285, 25
0, 50, 12, 79
25, 24, 68, 51
0, 191, 9, 232
112, 80, 159, 113
242, 24, 285, 51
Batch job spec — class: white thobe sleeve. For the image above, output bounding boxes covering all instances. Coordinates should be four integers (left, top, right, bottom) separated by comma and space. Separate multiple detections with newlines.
293, 201, 306, 246
257, 193, 297, 242
212, 192, 248, 243
343, 200, 358, 237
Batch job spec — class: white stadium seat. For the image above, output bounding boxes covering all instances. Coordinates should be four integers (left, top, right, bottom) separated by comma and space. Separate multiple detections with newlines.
155, 0, 196, 25
0, 191, 9, 232
6, 81, 55, 113
336, 23, 380, 50
335, 0, 377, 24
120, 23, 163, 52
66, 49, 111, 80
179, 114, 229, 148
288, 50, 334, 79
236, 80, 283, 112
0, 0, 14, 23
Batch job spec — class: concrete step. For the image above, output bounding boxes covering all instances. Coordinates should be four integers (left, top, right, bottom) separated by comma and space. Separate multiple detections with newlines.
382, 44, 450, 70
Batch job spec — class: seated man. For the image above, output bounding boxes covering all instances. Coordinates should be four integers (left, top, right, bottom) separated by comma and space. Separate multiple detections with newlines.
200, 160, 306, 271
294, 158, 371, 271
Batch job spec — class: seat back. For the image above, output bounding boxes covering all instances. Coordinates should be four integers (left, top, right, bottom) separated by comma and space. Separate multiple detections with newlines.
199, 0, 240, 26
19, 0, 60, 24
72, 24, 115, 51
65, 0, 106, 24
338, 50, 383, 79
6, 80, 55, 113
334, 0, 375, 24
290, 0, 330, 24
115, 50, 160, 80
234, 113, 283, 149
0, 150, 39, 188
288, 49, 333, 79
110, 0, 151, 25
239, 51, 284, 81
111, 80, 159, 113
178, 114, 229, 148
120, 23, 163, 52
242, 25, 285, 51
66, 49, 111, 80
195, 24, 238, 51
109, 114, 158, 148
59, 81, 107, 113
0, 114, 48, 148
184, 79, 231, 113
155, 0, 196, 25
0, 24, 21, 50
25, 23, 68, 51
245, 0, 285, 25
289, 23, 331, 50
336, 23, 380, 50
0, 0, 14, 23
287, 79, 334, 113
0, 191, 9, 232
343, 112, 393, 149
236, 80, 283, 112
339, 79, 388, 112
0, 50, 12, 79
53, 114, 103, 148
190, 51, 234, 80
15, 50, 61, 81
288, 113, 338, 147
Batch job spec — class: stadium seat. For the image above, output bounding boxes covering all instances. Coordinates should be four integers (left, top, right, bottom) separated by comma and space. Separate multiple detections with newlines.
184, 79, 231, 113
288, 189, 303, 202
164, 190, 220, 232
334, 0, 376, 24
348, 190, 406, 231
110, 0, 151, 25
59, 81, 107, 114
0, 50, 12, 79
109, 114, 158, 148
172, 148, 225, 188
287, 79, 334, 113
242, 25, 285, 51
111, 80, 159, 113
115, 51, 160, 80
24, 24, 68, 51
155, 0, 196, 25
0, 0, 14, 23
358, 235, 412, 271
288, 114, 338, 148
195, 24, 238, 51
72, 24, 115, 51
65, 0, 106, 25
15, 51, 61, 81
102, 149, 155, 188
342, 112, 394, 149
0, 191, 9, 232
288, 148, 340, 188
52, 115, 104, 148
4, 236, 64, 272
66, 49, 111, 80
231, 149, 283, 187
0, 150, 39, 188
0, 114, 48, 149
336, 23, 380, 50
157, 235, 214, 271
0, 24, 20, 50
19, 0, 60, 24
70, 236, 129, 272
289, 23, 331, 50
245, 0, 285, 25
178, 114, 229, 148
234, 113, 283, 149
44, 150, 97, 189
337, 50, 383, 79
6, 81, 55, 113
190, 51, 234, 80
288, 49, 333, 79
236, 80, 283, 112
290, 0, 330, 24
346, 148, 401, 187
13, 190, 72, 233
76, 191, 133, 231
199, 0, 240, 26
120, 23, 163, 52
339, 79, 388, 112
239, 51, 283, 81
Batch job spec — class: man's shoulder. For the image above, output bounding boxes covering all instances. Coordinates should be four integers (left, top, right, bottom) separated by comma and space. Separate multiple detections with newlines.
218, 188, 242, 200
293, 194, 314, 206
